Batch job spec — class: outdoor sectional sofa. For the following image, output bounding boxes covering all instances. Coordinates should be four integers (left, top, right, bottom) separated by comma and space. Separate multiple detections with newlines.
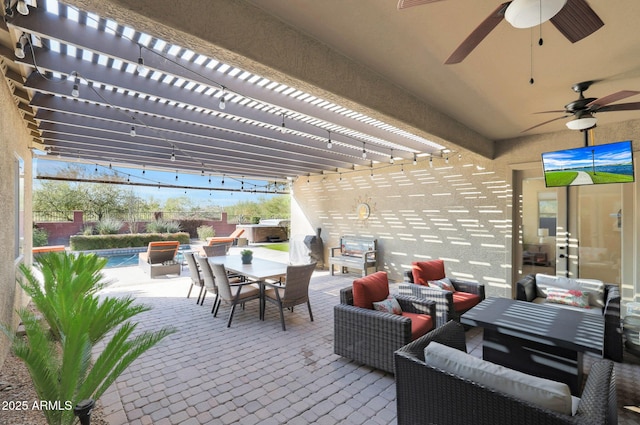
515, 273, 623, 362
394, 321, 618, 425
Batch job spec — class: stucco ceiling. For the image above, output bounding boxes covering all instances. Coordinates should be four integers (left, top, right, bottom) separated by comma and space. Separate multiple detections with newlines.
2, 0, 640, 182
244, 0, 640, 140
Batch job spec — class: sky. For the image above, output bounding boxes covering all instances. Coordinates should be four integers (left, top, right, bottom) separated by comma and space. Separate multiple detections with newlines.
541, 140, 633, 171
33, 158, 286, 207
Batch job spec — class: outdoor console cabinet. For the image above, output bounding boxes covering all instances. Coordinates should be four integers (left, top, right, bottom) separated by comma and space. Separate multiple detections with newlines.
329, 236, 377, 277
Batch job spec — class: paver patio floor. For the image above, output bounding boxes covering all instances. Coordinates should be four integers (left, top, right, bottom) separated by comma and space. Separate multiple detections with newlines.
96, 247, 640, 425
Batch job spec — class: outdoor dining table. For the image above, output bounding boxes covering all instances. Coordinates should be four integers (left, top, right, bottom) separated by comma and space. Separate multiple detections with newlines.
207, 255, 289, 321
206, 255, 289, 281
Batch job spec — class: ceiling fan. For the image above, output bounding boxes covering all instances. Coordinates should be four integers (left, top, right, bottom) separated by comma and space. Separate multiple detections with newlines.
397, 0, 604, 64
523, 81, 640, 132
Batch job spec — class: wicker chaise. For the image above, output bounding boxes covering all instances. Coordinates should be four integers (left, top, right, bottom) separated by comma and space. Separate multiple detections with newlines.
334, 285, 436, 374
394, 321, 617, 425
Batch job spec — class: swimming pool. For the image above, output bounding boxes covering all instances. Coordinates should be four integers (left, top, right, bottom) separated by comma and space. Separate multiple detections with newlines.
91, 246, 191, 268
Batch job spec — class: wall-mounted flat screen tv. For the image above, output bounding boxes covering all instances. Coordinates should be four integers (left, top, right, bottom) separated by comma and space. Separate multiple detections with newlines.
541, 140, 635, 187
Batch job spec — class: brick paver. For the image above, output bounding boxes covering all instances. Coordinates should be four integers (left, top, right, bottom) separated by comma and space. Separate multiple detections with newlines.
94, 247, 470, 424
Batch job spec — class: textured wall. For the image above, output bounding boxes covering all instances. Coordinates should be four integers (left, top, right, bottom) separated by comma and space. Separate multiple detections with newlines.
0, 73, 33, 367
291, 150, 514, 298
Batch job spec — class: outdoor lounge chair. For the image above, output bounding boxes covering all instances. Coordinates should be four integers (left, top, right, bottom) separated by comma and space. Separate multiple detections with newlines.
206, 228, 245, 245
138, 240, 181, 278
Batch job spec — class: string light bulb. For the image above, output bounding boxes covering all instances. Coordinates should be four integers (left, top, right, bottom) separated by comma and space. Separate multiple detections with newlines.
327, 130, 332, 149
429, 156, 433, 168
413, 153, 417, 165
219, 87, 227, 110
16, 0, 29, 15
280, 113, 287, 133
170, 145, 176, 162
14, 34, 26, 59
71, 73, 80, 98
136, 45, 145, 73
389, 149, 394, 164
362, 142, 367, 159
130, 126, 136, 137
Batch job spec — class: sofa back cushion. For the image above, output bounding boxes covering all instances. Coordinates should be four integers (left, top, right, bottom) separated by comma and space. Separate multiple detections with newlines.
352, 271, 389, 309
535, 273, 605, 308
424, 342, 573, 415
411, 260, 446, 286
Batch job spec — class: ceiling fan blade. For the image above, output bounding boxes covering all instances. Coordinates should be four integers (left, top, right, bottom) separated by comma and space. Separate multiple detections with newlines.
587, 90, 640, 109
550, 0, 604, 43
445, 2, 510, 64
397, 0, 445, 9
597, 102, 640, 113
534, 110, 567, 114
521, 115, 569, 133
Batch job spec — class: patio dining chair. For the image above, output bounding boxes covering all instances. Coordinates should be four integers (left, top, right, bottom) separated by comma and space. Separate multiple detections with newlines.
210, 262, 261, 327
184, 252, 204, 304
195, 255, 221, 315
262, 262, 316, 331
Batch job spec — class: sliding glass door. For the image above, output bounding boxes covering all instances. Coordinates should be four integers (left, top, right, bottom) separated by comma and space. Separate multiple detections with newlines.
517, 171, 623, 285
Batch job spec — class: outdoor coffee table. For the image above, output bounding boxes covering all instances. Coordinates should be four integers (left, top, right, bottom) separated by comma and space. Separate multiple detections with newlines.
460, 297, 604, 395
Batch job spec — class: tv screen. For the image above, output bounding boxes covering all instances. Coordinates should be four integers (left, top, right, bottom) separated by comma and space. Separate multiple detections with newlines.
541, 140, 635, 187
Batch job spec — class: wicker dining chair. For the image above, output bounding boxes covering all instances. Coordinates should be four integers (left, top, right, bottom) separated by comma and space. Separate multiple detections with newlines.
210, 262, 261, 327
195, 255, 221, 315
262, 262, 316, 331
184, 252, 204, 304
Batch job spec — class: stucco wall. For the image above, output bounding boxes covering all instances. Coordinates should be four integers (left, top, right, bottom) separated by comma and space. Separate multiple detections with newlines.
0, 75, 33, 367
291, 150, 514, 299
292, 120, 640, 305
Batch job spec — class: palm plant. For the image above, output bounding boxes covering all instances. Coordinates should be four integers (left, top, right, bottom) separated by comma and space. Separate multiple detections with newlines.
4, 252, 175, 425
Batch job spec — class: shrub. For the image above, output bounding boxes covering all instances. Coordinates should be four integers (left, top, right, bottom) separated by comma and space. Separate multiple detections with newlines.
82, 225, 94, 236
32, 227, 49, 247
69, 232, 190, 250
197, 225, 215, 240
146, 219, 181, 234
94, 217, 123, 235
177, 218, 205, 238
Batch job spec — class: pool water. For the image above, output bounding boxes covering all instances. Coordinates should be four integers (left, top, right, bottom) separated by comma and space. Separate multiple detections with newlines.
99, 248, 189, 268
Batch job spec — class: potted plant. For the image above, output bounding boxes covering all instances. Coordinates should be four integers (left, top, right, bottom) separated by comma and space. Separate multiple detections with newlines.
241, 249, 253, 264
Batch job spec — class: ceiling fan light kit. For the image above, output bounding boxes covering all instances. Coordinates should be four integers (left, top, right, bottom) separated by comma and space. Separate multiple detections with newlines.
504, 0, 567, 28
565, 114, 597, 131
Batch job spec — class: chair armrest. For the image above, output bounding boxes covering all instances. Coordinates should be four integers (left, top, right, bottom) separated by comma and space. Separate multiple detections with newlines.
334, 303, 413, 373
515, 274, 537, 302
451, 279, 485, 300
263, 281, 284, 290
395, 320, 467, 362
363, 250, 377, 261
330, 246, 342, 257
404, 270, 414, 283
395, 294, 436, 319
574, 359, 616, 424
603, 284, 623, 362
397, 283, 452, 327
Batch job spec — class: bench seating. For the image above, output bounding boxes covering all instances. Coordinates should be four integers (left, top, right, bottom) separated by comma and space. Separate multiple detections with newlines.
329, 236, 377, 277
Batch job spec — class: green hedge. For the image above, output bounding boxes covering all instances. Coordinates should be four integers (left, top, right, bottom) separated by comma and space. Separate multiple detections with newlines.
70, 232, 190, 251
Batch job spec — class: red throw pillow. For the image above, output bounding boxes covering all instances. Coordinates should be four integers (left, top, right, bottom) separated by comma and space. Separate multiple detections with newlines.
352, 271, 390, 309
411, 260, 446, 286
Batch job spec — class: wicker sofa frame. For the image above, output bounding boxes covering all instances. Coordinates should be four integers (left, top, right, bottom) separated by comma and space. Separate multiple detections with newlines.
398, 271, 485, 327
515, 273, 623, 362
334, 287, 436, 373
394, 321, 618, 425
